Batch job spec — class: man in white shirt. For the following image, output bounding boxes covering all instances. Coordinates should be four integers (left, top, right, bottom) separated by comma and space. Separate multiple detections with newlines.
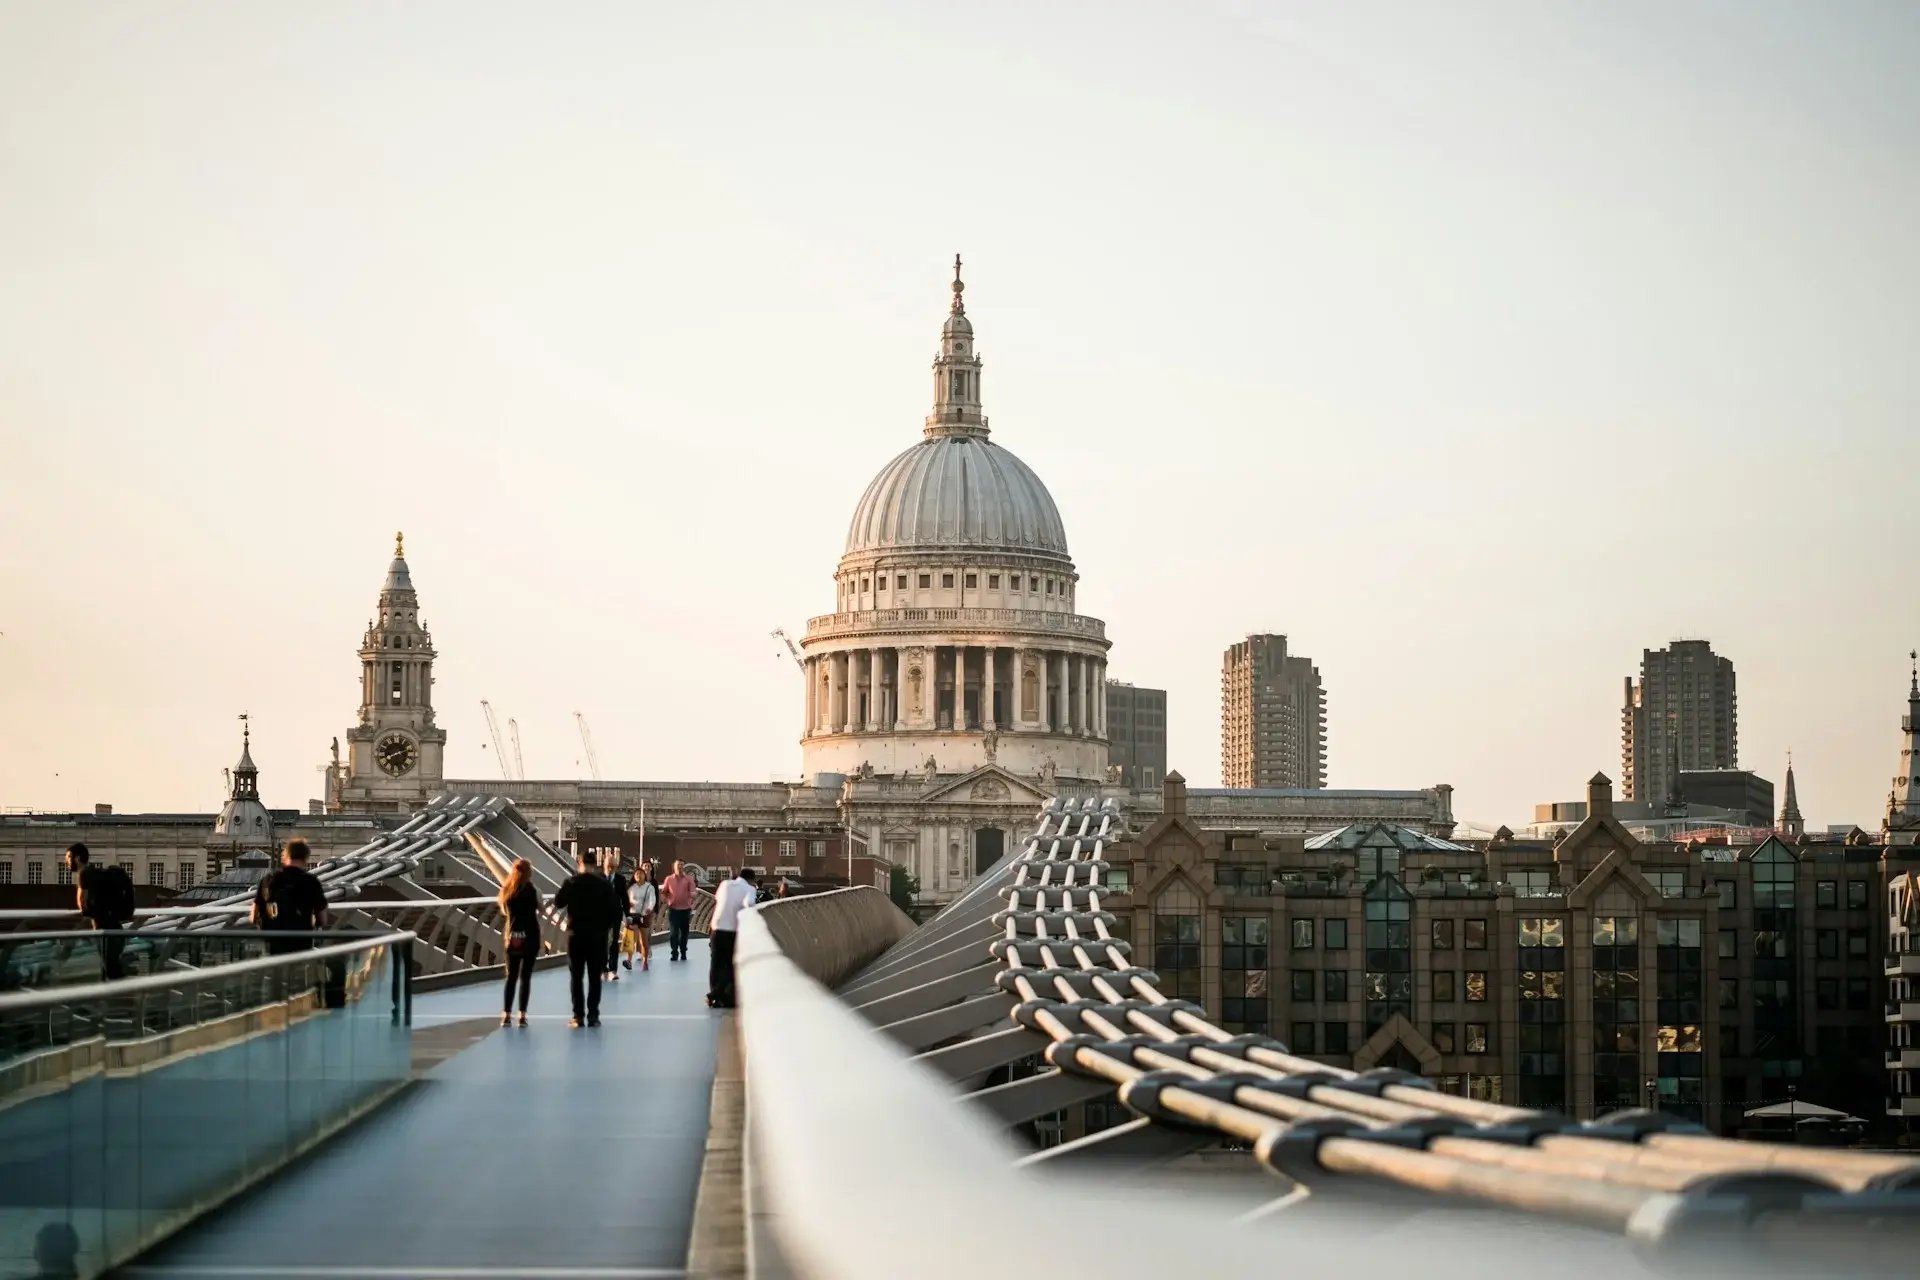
707, 867, 760, 1009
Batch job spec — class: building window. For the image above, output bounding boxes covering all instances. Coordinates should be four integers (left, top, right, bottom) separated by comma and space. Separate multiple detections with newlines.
1847, 929, 1868, 958
1221, 966, 1269, 1034
1103, 866, 1131, 892
1465, 1023, 1489, 1054
1221, 916, 1269, 970
1290, 918, 1315, 949
1464, 918, 1487, 949
964, 573, 977, 589
1719, 928, 1737, 959
1153, 880, 1202, 1001
0, 864, 10, 885
1846, 977, 1869, 1011
1045, 579, 1054, 595
1026, 576, 1038, 591
897, 574, 907, 590
860, 578, 869, 592
1363, 876, 1413, 1033
1324, 918, 1348, 950
1290, 1022, 1316, 1054
744, 840, 761, 857
1593, 915, 1642, 1112
1655, 916, 1706, 1122
1324, 1022, 1350, 1055
918, 574, 931, 589
1465, 970, 1487, 1001
1432, 1022, 1456, 1054
1817, 929, 1837, 959
26, 862, 43, 885
778, 840, 796, 859
1290, 970, 1314, 1002
57, 863, 73, 886
178, 863, 196, 887
1847, 880, 1868, 911
1433, 971, 1456, 1002
1431, 919, 1454, 950
941, 573, 954, 588
1816, 880, 1837, 909
1714, 879, 1735, 910
1815, 978, 1839, 1010
987, 574, 999, 588
148, 862, 164, 885
1324, 969, 1348, 1002
810, 840, 826, 858
1515, 916, 1567, 1108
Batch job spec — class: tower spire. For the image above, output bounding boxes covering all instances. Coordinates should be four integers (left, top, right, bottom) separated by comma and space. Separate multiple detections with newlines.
926, 255, 987, 439
1778, 750, 1803, 839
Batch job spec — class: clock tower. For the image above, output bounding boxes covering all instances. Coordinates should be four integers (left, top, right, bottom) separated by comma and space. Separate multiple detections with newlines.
331, 532, 448, 814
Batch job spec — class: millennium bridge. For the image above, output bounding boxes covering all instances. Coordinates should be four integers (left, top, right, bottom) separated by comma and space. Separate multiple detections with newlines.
1, 794, 1915, 1278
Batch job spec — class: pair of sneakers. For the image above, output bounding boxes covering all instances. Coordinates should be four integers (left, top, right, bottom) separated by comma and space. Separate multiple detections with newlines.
498, 1013, 528, 1028
567, 1016, 601, 1029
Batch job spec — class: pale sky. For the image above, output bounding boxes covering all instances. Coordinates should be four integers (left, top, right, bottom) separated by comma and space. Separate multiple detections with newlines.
2, 2, 1916, 829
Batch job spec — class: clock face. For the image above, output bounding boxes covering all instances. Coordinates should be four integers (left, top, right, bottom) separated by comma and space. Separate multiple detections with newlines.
376, 734, 418, 777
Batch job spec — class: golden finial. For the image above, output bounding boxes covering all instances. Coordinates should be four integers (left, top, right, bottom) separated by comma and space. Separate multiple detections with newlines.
950, 253, 965, 313
395, 530, 405, 558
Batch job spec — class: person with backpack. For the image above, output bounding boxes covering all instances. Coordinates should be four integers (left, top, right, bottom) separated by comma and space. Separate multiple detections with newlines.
250, 839, 330, 955
552, 847, 620, 1029
67, 842, 135, 980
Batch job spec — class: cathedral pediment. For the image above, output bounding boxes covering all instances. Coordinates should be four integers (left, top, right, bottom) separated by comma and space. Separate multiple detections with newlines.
917, 765, 1049, 807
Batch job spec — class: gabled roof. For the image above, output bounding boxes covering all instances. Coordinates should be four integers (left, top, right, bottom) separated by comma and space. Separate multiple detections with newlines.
1304, 822, 1473, 853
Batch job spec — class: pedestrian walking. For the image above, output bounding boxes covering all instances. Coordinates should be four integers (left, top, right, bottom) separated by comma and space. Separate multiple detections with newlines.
602, 852, 630, 982
67, 842, 135, 980
553, 847, 620, 1028
250, 839, 330, 956
624, 862, 658, 972
662, 860, 696, 962
706, 867, 759, 1009
497, 857, 540, 1028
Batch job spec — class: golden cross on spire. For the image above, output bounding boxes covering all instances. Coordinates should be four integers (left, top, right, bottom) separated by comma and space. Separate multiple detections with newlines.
395, 530, 405, 558
238, 710, 250, 746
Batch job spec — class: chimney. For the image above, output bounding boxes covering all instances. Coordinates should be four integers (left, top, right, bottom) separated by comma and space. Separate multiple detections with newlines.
1587, 773, 1614, 819
93, 803, 112, 817
1163, 770, 1188, 817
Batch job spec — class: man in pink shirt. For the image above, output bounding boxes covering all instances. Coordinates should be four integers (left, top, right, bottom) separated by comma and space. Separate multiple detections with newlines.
661, 860, 697, 962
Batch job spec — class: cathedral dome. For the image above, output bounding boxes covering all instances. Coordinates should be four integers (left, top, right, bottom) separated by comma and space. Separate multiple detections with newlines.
845, 435, 1068, 557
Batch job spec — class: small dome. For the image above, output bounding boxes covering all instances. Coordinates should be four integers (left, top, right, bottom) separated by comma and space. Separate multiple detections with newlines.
846, 434, 1068, 556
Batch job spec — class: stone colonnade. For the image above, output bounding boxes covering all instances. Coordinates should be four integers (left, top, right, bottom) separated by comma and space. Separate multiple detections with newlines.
803, 645, 1108, 737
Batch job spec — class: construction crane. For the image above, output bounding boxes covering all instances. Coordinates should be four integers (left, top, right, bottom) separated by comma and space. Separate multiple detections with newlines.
574, 711, 602, 781
507, 719, 526, 781
771, 627, 804, 670
480, 700, 513, 780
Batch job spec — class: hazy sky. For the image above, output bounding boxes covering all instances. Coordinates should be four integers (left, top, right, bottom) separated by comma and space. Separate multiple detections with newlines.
2, 3, 1916, 829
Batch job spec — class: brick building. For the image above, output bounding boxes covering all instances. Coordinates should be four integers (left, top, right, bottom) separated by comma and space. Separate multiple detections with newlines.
1104, 772, 1919, 1135
574, 826, 889, 893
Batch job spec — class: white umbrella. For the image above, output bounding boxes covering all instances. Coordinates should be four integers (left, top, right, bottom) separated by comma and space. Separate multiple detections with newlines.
1743, 1099, 1853, 1120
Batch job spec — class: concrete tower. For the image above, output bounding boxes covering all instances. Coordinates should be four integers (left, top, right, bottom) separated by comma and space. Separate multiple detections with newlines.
333, 533, 447, 814
1221, 634, 1327, 789
1620, 640, 1737, 802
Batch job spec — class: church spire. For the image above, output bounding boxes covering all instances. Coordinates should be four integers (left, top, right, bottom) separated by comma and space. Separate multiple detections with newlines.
1889, 649, 1920, 844
1778, 751, 1803, 839
926, 254, 988, 439
232, 712, 258, 797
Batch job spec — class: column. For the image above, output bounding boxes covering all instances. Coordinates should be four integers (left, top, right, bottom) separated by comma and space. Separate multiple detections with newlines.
870, 647, 885, 729
803, 656, 814, 736
983, 645, 997, 730
856, 649, 871, 732
830, 652, 845, 732
1057, 652, 1071, 733
1011, 648, 1026, 727
1096, 660, 1107, 735
1036, 649, 1050, 731
1079, 656, 1091, 737
895, 646, 909, 729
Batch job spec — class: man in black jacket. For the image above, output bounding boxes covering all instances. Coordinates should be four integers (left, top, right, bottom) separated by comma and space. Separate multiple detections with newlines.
67, 843, 135, 980
553, 848, 620, 1028
251, 839, 331, 956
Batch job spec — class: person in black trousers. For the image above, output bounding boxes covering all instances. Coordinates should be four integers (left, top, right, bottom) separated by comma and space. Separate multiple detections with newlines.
552, 848, 619, 1028
497, 857, 541, 1028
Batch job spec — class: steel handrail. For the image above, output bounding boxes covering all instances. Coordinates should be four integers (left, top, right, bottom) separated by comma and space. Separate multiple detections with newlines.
0, 896, 510, 921
0, 930, 414, 1012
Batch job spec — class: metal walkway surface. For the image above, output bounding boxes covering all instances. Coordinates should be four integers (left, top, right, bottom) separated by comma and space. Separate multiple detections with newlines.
123, 941, 721, 1280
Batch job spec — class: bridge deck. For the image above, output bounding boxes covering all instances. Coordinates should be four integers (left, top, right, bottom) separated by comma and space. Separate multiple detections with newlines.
126, 942, 719, 1279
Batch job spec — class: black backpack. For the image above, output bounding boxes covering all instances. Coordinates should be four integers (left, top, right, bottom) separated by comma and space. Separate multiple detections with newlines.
90, 864, 136, 925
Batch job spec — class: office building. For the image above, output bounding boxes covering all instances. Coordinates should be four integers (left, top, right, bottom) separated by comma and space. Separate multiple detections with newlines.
1105, 681, 1167, 792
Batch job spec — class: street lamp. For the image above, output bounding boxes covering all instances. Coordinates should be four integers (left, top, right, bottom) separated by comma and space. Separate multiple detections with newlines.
1644, 1076, 1658, 1112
